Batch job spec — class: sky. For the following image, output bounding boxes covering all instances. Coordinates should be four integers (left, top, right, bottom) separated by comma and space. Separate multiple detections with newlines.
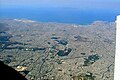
0, 0, 120, 10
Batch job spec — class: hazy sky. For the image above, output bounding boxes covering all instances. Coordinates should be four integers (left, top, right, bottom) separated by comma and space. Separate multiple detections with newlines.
0, 0, 120, 10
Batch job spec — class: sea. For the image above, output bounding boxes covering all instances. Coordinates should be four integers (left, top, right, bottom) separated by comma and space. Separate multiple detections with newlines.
0, 7, 120, 25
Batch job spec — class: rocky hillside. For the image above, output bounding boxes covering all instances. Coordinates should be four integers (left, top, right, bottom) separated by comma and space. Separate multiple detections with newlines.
0, 19, 116, 80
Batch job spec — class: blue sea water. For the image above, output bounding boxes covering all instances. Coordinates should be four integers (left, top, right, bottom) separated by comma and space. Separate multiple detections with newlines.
0, 7, 120, 24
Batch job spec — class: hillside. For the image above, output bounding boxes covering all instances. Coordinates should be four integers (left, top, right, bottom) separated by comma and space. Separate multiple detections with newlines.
0, 19, 116, 80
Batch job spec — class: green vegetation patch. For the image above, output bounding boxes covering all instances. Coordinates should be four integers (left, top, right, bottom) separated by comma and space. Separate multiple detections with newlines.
83, 54, 100, 66
72, 72, 95, 80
